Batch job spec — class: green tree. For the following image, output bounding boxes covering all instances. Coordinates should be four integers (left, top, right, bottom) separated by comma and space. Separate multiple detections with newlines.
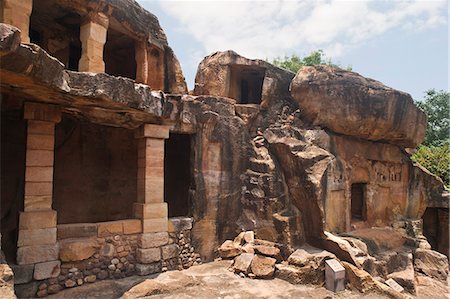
412, 89, 450, 187
415, 89, 450, 147
411, 143, 450, 187
270, 50, 351, 73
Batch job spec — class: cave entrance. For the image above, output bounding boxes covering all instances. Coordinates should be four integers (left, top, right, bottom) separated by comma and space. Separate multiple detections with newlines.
1, 95, 26, 263
53, 115, 137, 224
229, 65, 265, 104
29, 0, 82, 71
351, 183, 366, 221
423, 207, 449, 257
104, 27, 137, 80
164, 133, 192, 217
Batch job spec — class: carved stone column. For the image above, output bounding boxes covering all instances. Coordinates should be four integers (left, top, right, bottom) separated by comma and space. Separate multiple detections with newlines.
134, 124, 172, 269
135, 41, 148, 84
0, 0, 33, 43
17, 103, 61, 280
78, 12, 109, 73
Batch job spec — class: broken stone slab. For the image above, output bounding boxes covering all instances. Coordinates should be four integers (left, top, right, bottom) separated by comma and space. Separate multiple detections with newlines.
275, 263, 324, 285
233, 232, 246, 247
288, 247, 335, 268
232, 253, 254, 274
33, 260, 60, 280
243, 231, 255, 243
241, 243, 255, 254
385, 278, 404, 293
342, 261, 408, 299
59, 238, 98, 262
0, 24, 21, 56
218, 240, 241, 259
290, 65, 426, 148
387, 266, 416, 294
325, 259, 345, 292
253, 245, 281, 260
250, 255, 276, 278
413, 248, 449, 281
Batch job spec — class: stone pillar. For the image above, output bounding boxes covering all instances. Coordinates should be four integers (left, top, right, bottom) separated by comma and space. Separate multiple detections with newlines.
78, 12, 109, 73
0, 0, 33, 43
17, 103, 61, 281
134, 124, 174, 270
135, 41, 148, 84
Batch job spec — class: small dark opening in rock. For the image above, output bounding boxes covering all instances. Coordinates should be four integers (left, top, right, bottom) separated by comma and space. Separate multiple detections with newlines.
164, 133, 192, 217
29, 28, 41, 44
240, 79, 249, 104
351, 183, 366, 220
68, 43, 81, 71
229, 65, 265, 104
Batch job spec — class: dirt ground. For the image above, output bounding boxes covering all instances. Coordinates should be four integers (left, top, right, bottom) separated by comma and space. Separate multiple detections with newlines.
46, 260, 449, 299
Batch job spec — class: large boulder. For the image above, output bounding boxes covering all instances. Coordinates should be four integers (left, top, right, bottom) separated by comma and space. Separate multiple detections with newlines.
413, 248, 449, 281
290, 65, 426, 148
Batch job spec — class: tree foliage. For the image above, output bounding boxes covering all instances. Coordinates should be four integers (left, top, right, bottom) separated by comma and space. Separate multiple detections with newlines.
412, 89, 450, 187
411, 143, 450, 187
270, 50, 351, 73
415, 89, 449, 147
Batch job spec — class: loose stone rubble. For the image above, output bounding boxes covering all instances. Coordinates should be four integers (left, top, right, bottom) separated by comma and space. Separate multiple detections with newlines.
0, 0, 448, 298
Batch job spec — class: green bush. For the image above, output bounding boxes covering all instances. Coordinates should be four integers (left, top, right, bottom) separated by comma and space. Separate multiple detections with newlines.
411, 143, 450, 188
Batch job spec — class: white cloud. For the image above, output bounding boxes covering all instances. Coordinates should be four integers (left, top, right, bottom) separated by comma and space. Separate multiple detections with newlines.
150, 0, 447, 62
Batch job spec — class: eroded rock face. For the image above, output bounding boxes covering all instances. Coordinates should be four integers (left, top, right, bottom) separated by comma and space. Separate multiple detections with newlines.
194, 50, 295, 107
0, 251, 16, 299
290, 65, 426, 148
413, 248, 449, 281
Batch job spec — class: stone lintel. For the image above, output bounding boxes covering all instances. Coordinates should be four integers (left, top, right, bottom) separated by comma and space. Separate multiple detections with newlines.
135, 124, 171, 139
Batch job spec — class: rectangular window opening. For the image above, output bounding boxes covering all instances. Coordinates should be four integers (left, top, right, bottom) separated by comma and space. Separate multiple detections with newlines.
351, 183, 366, 221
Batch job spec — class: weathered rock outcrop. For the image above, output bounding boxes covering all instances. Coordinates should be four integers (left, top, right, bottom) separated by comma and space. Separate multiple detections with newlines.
290, 65, 426, 148
194, 50, 295, 107
0, 251, 15, 299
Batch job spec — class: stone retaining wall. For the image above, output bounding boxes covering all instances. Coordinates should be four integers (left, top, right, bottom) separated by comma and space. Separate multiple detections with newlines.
13, 217, 199, 297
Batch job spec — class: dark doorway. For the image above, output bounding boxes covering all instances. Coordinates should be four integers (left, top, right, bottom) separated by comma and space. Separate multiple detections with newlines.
104, 28, 137, 79
351, 183, 366, 221
164, 133, 192, 217
423, 207, 449, 257
229, 65, 265, 104
1, 96, 26, 263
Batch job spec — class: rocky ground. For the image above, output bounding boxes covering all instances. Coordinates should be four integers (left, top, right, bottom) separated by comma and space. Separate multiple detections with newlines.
43, 260, 449, 299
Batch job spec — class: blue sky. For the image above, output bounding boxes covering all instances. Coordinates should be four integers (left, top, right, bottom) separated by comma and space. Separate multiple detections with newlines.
137, 0, 448, 101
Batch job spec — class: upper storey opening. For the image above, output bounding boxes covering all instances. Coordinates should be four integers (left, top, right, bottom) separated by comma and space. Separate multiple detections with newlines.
229, 65, 266, 104
29, 0, 82, 71
104, 26, 137, 80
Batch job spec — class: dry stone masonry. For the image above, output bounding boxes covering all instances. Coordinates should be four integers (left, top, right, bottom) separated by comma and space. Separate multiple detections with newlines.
0, 0, 448, 298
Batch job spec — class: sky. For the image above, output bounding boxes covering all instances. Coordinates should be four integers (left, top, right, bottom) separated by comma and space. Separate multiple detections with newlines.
137, 0, 448, 101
